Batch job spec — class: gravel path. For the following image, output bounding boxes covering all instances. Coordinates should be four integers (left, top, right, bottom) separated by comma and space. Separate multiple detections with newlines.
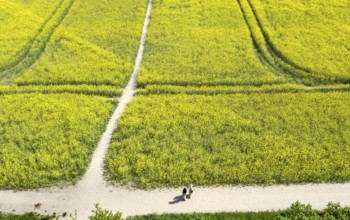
1, 0, 350, 219
1, 183, 350, 219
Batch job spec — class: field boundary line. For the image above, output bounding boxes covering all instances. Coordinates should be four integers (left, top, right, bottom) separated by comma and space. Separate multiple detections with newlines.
236, 0, 298, 84
0, 87, 122, 97
139, 85, 350, 96
2, 83, 350, 97
16, 80, 124, 87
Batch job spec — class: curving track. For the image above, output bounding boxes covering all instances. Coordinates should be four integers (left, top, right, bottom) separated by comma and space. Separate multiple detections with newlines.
237, 0, 325, 85
0, 0, 75, 84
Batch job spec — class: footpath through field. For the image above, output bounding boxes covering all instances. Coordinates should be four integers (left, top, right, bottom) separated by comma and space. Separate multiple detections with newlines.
1, 183, 350, 219
1, 0, 350, 219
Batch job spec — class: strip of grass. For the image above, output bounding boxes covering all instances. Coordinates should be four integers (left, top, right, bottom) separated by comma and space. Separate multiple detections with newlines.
0, 212, 56, 220
0, 85, 122, 97
128, 202, 350, 219
141, 84, 350, 95
128, 212, 275, 220
2, 202, 349, 219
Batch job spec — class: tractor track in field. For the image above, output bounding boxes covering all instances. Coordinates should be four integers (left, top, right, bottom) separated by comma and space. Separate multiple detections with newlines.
1, 0, 350, 219
245, 0, 311, 73
0, 0, 65, 72
237, 0, 327, 85
236, 0, 295, 84
0, 0, 75, 84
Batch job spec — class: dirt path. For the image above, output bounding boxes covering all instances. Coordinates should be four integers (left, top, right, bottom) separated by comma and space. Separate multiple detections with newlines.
1, 0, 350, 219
1, 183, 350, 219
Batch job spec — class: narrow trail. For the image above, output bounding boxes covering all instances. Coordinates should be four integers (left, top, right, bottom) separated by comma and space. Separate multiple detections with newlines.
1, 0, 350, 219
1, 183, 350, 219
77, 0, 152, 192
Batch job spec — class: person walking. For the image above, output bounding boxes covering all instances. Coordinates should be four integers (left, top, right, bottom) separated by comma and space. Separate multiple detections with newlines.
182, 187, 187, 201
188, 184, 194, 199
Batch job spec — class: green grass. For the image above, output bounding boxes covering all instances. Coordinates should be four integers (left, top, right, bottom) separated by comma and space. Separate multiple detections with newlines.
0, 85, 122, 97
128, 212, 275, 220
141, 84, 350, 95
0, 93, 114, 189
2, 202, 350, 219
128, 202, 350, 219
137, 0, 287, 87
107, 92, 350, 188
0, 212, 56, 220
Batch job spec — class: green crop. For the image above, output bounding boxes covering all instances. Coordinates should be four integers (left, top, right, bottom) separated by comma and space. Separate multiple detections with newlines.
137, 0, 287, 87
0, 94, 114, 189
0, 85, 122, 97
141, 84, 350, 95
0, 0, 148, 189
107, 92, 350, 188
59, 0, 147, 60
0, 0, 43, 71
247, 0, 350, 85
0, 0, 75, 83
1, 0, 147, 87
137, 0, 349, 86
1, 0, 349, 190
11, 0, 147, 87
11, 0, 65, 19
0, 0, 69, 74
14, 33, 131, 87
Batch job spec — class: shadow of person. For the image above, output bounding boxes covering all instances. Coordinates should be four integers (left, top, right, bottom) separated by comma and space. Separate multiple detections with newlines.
169, 195, 185, 204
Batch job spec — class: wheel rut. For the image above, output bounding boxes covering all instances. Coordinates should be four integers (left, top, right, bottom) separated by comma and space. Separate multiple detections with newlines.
237, 0, 326, 85
0, 0, 75, 84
